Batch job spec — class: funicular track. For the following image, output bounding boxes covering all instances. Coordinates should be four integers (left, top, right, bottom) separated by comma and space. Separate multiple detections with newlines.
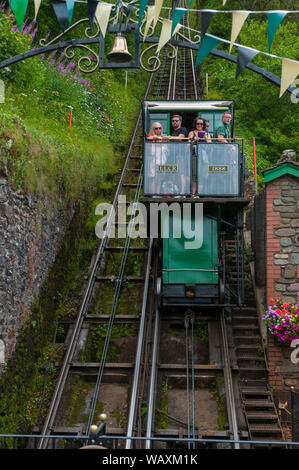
35, 20, 285, 450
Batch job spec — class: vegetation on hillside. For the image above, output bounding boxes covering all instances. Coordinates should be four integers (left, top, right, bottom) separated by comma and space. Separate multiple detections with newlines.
0, 8, 148, 198
197, 0, 299, 179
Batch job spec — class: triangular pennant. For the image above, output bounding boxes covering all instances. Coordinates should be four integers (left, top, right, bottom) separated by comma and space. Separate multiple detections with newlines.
195, 34, 220, 67
153, 0, 163, 29
34, 0, 42, 20
188, 0, 194, 8
280, 58, 299, 98
87, 0, 99, 31
156, 19, 182, 54
95, 2, 113, 38
229, 11, 249, 54
171, 8, 187, 36
201, 10, 217, 40
52, 0, 69, 31
236, 45, 259, 78
267, 11, 288, 53
66, 0, 75, 24
10, 0, 29, 31
143, 5, 155, 41
223, 0, 227, 5
138, 0, 149, 32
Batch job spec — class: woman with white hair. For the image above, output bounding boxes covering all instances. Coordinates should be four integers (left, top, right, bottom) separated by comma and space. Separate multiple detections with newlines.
147, 122, 168, 194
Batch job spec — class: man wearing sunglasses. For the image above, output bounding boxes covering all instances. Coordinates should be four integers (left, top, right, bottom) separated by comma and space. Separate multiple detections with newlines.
169, 115, 188, 195
170, 115, 188, 141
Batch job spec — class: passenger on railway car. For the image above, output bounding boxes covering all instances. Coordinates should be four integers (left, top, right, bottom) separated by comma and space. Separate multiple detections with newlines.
188, 118, 212, 195
147, 122, 168, 194
188, 117, 212, 143
204, 119, 213, 139
170, 115, 188, 141
214, 111, 232, 143
170, 115, 188, 195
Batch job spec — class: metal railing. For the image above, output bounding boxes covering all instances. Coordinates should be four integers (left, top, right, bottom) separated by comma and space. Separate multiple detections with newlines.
1, 432, 299, 449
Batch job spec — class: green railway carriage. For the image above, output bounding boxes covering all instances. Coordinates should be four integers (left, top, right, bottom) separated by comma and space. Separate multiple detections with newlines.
142, 100, 248, 307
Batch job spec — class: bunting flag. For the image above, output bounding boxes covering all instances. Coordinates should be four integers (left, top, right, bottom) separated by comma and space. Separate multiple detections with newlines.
267, 11, 288, 52
52, 0, 69, 31
280, 58, 299, 97
138, 0, 149, 32
143, 5, 155, 41
229, 11, 249, 54
195, 34, 220, 68
87, 0, 99, 31
201, 10, 217, 40
156, 19, 182, 54
236, 45, 259, 78
10, 0, 29, 31
95, 2, 113, 38
188, 0, 195, 8
171, 8, 187, 36
66, 0, 75, 25
153, 0, 163, 30
223, 0, 227, 5
34, 0, 42, 20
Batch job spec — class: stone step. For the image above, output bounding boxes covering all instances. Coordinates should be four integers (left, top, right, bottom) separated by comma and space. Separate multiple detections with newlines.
243, 400, 275, 408
246, 412, 278, 421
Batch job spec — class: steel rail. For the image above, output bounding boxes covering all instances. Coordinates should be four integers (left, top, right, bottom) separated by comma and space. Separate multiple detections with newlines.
38, 72, 155, 449
220, 310, 240, 449
145, 306, 160, 449
125, 237, 154, 449
86, 168, 145, 433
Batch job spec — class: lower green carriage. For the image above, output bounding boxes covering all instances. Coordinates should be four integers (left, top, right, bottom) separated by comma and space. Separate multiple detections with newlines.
161, 208, 220, 305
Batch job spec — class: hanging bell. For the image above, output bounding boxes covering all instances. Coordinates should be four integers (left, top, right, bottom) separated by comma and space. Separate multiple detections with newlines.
107, 33, 132, 63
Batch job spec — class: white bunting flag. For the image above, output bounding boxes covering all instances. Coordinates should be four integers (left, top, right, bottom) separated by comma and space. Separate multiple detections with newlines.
229, 11, 250, 53
143, 5, 156, 41
280, 58, 299, 97
153, 0, 163, 29
95, 2, 113, 38
34, 0, 42, 19
156, 19, 182, 54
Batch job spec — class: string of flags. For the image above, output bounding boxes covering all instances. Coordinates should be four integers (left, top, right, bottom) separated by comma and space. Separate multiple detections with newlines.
7, 0, 299, 97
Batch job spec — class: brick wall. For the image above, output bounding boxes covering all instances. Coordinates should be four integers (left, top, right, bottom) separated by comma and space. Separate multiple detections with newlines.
265, 174, 299, 390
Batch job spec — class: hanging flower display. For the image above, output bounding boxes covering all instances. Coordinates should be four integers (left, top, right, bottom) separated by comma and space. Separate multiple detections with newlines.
263, 299, 299, 345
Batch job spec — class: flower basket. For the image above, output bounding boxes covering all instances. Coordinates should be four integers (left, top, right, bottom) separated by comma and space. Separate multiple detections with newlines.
263, 299, 299, 346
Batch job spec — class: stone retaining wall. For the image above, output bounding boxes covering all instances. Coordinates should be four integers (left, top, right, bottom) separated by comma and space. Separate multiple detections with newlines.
0, 178, 74, 364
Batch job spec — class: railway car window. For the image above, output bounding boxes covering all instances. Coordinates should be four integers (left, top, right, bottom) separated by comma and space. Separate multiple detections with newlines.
143, 141, 192, 196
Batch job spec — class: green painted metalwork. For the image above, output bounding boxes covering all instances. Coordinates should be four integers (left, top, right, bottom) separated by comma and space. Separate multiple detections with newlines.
162, 212, 218, 285
264, 163, 299, 183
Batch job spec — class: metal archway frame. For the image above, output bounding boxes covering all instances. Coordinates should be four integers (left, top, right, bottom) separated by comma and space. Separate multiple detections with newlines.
0, 21, 298, 97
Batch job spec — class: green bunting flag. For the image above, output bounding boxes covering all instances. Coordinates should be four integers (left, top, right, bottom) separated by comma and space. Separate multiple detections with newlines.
267, 11, 288, 52
138, 0, 149, 32
10, 0, 29, 31
171, 8, 187, 36
236, 45, 259, 78
66, 0, 75, 25
195, 34, 220, 68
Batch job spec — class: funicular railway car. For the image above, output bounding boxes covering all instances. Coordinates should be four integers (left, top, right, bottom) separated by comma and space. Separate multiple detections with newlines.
141, 100, 249, 308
